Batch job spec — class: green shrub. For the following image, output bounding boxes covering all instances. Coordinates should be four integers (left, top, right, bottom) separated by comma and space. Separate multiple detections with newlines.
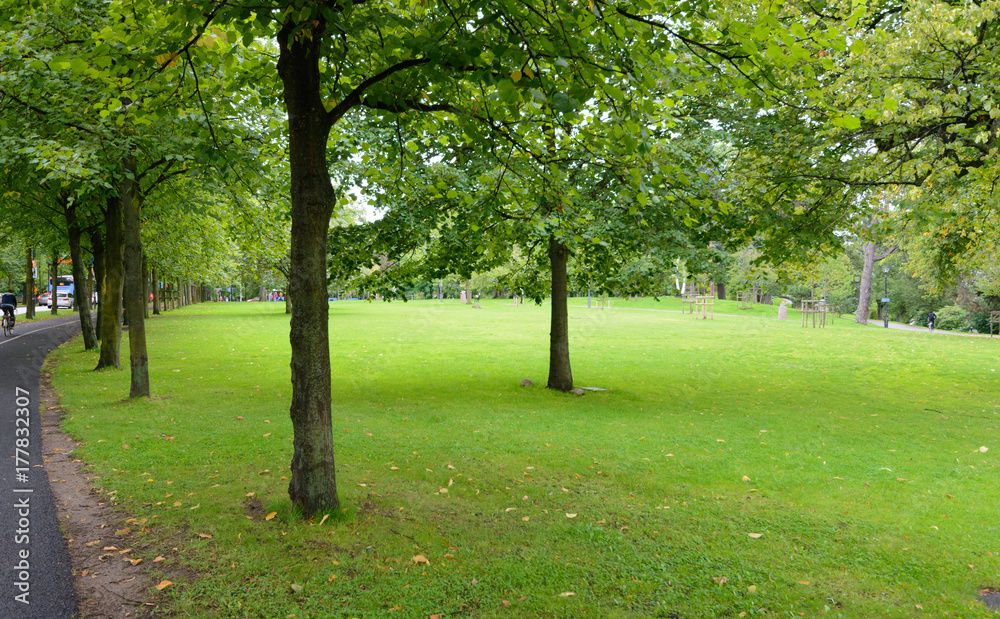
934, 305, 968, 331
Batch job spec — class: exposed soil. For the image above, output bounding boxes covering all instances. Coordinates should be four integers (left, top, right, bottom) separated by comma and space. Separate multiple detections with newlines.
40, 374, 162, 619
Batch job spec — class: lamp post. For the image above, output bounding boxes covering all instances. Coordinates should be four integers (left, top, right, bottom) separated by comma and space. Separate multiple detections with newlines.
882, 263, 890, 328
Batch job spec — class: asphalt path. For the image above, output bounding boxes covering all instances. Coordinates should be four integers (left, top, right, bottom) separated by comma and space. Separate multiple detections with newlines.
1, 312, 85, 618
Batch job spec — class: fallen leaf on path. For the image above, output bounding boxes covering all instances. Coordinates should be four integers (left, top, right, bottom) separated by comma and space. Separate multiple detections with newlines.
153, 556, 165, 563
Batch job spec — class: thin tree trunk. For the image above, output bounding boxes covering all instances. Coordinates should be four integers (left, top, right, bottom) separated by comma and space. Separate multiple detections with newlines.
142, 254, 150, 319
50, 252, 58, 315
546, 236, 573, 391
96, 195, 124, 370
65, 201, 97, 349
122, 158, 150, 397
152, 264, 160, 315
855, 241, 875, 325
278, 15, 340, 516
91, 231, 105, 341
24, 248, 34, 319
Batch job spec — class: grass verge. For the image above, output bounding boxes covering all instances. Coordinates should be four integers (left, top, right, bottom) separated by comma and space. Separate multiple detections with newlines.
50, 298, 1000, 618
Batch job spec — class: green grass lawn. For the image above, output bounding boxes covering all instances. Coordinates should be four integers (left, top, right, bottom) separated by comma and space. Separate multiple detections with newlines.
49, 298, 1000, 618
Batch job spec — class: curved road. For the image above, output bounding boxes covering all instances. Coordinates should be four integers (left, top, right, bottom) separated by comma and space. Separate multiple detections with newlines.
1, 312, 84, 618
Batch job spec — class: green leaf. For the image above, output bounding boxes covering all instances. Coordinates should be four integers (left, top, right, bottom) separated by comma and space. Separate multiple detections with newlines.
849, 40, 865, 55
883, 96, 898, 111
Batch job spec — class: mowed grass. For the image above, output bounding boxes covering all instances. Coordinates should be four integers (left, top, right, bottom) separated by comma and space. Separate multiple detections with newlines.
49, 298, 1000, 618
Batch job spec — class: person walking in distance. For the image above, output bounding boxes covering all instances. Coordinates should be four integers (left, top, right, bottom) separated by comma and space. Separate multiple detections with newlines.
927, 310, 936, 332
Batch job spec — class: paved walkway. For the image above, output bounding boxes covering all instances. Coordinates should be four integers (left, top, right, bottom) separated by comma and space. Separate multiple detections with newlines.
0, 313, 83, 618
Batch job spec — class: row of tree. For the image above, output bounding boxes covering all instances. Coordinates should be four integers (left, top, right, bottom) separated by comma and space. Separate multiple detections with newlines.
2, 0, 998, 516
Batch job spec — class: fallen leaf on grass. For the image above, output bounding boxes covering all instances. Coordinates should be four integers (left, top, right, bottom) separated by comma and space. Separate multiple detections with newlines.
712, 577, 728, 585
153, 556, 165, 563
742, 476, 751, 482
747, 585, 757, 593
566, 513, 577, 518
798, 580, 811, 585
155, 580, 172, 591
980, 446, 989, 453
318, 514, 329, 526
290, 583, 303, 593
265, 512, 277, 521
716, 439, 726, 443
747, 533, 763, 539
197, 533, 213, 539
522, 516, 529, 521
411, 555, 430, 565
557, 591, 575, 597
896, 478, 909, 482
502, 600, 510, 607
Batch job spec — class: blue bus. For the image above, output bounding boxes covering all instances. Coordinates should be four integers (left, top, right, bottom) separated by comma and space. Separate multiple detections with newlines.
50, 275, 74, 295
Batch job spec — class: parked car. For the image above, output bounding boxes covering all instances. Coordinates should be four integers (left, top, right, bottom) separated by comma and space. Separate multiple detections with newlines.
54, 292, 73, 309
38, 292, 52, 307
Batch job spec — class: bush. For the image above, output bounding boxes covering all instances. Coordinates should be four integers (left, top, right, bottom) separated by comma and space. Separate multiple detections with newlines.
935, 305, 969, 332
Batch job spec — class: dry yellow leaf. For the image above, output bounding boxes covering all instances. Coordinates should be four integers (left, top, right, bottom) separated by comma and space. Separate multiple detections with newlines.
557, 591, 575, 597
742, 476, 751, 482
411, 554, 430, 565
153, 556, 165, 562
566, 513, 577, 518
798, 580, 811, 585
197, 533, 213, 539
265, 512, 277, 521
747, 533, 763, 539
155, 580, 173, 591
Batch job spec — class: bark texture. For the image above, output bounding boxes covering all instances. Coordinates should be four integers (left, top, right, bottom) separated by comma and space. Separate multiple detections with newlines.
122, 158, 150, 397
96, 196, 124, 370
66, 201, 98, 349
91, 231, 105, 341
546, 236, 573, 391
24, 247, 34, 319
278, 16, 340, 516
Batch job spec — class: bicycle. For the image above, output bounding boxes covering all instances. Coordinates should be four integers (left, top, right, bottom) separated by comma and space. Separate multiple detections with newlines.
2, 314, 12, 337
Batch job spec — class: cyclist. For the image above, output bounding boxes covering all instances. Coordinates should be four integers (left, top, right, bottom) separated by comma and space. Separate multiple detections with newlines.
1, 288, 16, 329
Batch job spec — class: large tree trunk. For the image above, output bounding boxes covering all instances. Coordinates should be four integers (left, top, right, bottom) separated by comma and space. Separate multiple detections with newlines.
91, 231, 105, 341
65, 201, 98, 350
547, 236, 573, 391
24, 247, 34, 319
278, 16, 340, 516
122, 158, 150, 397
96, 195, 124, 370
